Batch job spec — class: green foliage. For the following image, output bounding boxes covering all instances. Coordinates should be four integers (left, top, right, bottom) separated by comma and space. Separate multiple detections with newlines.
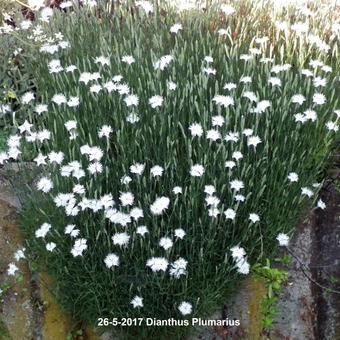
253, 258, 288, 332
1, 0, 338, 339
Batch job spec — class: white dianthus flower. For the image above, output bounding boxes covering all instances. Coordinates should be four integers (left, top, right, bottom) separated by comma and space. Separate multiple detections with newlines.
146, 257, 168, 272
112, 232, 130, 247
178, 301, 192, 315
150, 197, 170, 215
104, 253, 119, 269
190, 164, 205, 177
37, 177, 53, 193
159, 237, 173, 250
276, 233, 289, 246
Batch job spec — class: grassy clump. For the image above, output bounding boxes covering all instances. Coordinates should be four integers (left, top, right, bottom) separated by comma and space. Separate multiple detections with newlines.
1, 0, 339, 338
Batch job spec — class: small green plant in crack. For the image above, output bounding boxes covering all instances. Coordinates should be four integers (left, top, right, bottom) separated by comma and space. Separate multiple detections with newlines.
252, 259, 288, 335
0, 282, 11, 304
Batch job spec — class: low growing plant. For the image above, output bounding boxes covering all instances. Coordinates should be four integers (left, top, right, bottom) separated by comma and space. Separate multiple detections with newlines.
0, 0, 339, 339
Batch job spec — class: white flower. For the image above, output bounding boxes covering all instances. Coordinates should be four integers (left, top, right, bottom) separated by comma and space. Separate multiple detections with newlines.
146, 257, 168, 272
124, 94, 139, 107
212, 115, 225, 127
224, 208, 236, 220
104, 253, 119, 269
136, 226, 149, 236
122, 55, 135, 65
131, 296, 143, 308
66, 65, 77, 72
269, 76, 281, 86
34, 104, 48, 115
119, 192, 134, 206
67, 96, 80, 107
178, 301, 192, 315
317, 199, 326, 210
304, 109, 317, 122
313, 77, 327, 88
230, 180, 244, 192
174, 228, 186, 239
225, 161, 236, 169
88, 162, 103, 174
204, 56, 213, 63
224, 132, 239, 142
28, 0, 45, 10
136, 0, 153, 14
112, 232, 130, 247
204, 185, 215, 196
301, 187, 313, 198
203, 67, 216, 75
190, 164, 205, 177
159, 237, 173, 250
98, 125, 113, 138
19, 120, 33, 134
230, 246, 246, 259
276, 233, 289, 246
170, 23, 182, 34
21, 91, 35, 104
71, 238, 88, 257
0, 152, 8, 165
150, 165, 164, 177
206, 129, 221, 141
172, 186, 182, 194
294, 113, 307, 124
46, 242, 56, 252
52, 93, 67, 105
248, 136, 262, 148
106, 210, 131, 226
170, 258, 187, 278
232, 151, 243, 161
7, 263, 19, 276
243, 91, 257, 102
48, 59, 63, 73
313, 93, 326, 105
243, 129, 253, 136
149, 95, 163, 108
154, 55, 173, 70
126, 113, 140, 124
249, 213, 260, 223
130, 207, 144, 220
236, 258, 250, 274
130, 163, 145, 175
326, 121, 339, 132
224, 83, 237, 91
48, 151, 64, 164
37, 177, 53, 193
189, 123, 203, 137
34, 153, 47, 166
14, 248, 26, 261
90, 84, 102, 94
288, 172, 299, 182
240, 76, 252, 84
167, 81, 177, 90
218, 29, 228, 36
150, 197, 170, 215
121, 175, 132, 184
240, 54, 252, 61
64, 120, 77, 131
212, 95, 234, 108
95, 56, 110, 66
221, 4, 236, 15
301, 69, 313, 77
205, 195, 220, 207
252, 100, 271, 114
35, 223, 52, 238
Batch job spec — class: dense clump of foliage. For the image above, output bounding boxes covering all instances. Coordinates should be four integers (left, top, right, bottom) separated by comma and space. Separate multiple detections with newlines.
1, 0, 339, 338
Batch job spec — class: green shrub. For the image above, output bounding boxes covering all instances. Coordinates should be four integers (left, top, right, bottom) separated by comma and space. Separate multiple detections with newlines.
1, 1, 339, 338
